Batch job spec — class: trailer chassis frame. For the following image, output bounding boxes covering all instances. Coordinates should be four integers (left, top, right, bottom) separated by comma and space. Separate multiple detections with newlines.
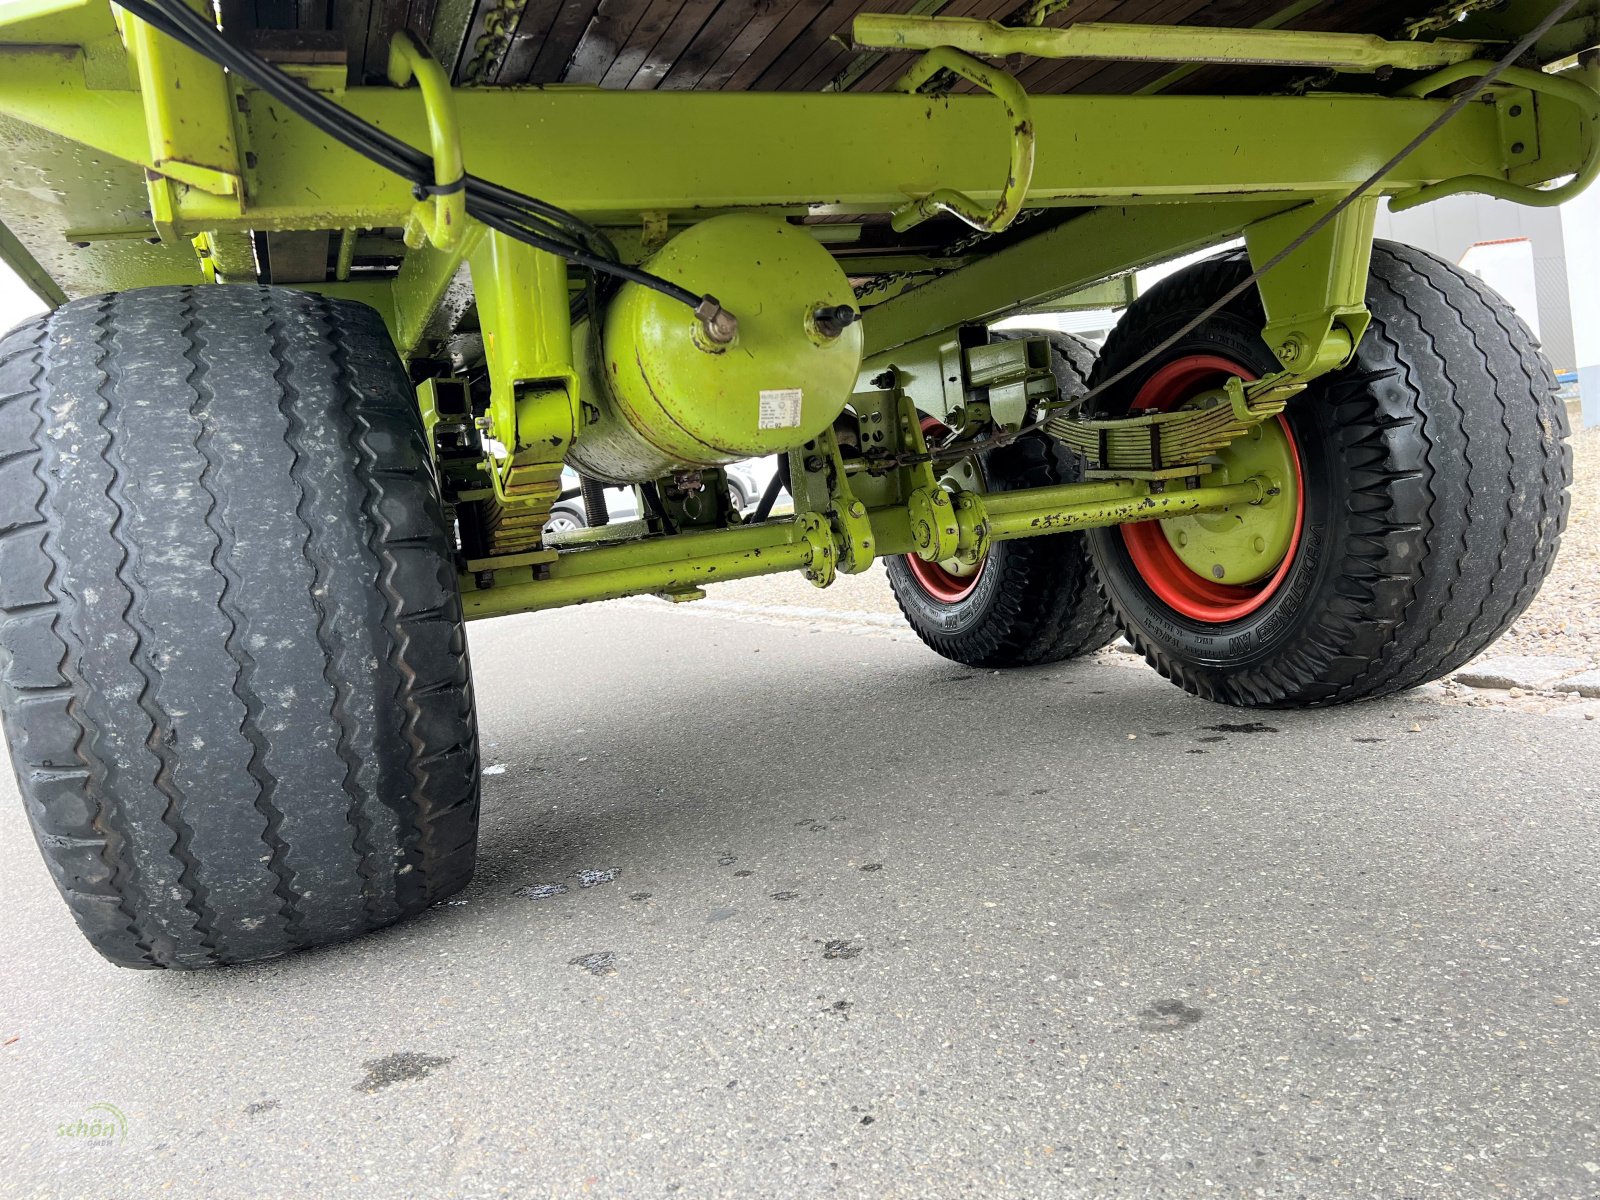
0, 1, 1596, 618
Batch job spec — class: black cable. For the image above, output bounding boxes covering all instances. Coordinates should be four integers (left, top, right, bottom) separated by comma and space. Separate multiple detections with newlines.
933, 0, 1581, 462
124, 0, 609, 261
750, 465, 786, 523
118, 0, 705, 310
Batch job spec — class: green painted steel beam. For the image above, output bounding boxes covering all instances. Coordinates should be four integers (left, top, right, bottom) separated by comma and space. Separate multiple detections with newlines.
270, 90, 1498, 223
851, 13, 1484, 73
860, 200, 1294, 360
0, 0, 119, 47
0, 217, 68, 308
982, 477, 1265, 540
136, 87, 1519, 230
1134, 0, 1328, 95
121, 7, 242, 197
389, 225, 483, 358
1016, 276, 1137, 313
0, 47, 156, 172
1449, 0, 1600, 65
460, 521, 817, 618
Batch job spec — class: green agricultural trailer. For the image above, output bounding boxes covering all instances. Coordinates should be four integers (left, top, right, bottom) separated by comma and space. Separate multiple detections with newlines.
0, 0, 1591, 968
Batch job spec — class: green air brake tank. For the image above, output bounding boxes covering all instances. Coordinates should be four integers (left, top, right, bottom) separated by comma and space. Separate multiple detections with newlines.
567, 214, 864, 483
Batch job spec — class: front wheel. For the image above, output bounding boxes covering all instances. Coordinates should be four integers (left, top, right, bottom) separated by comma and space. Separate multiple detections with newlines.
0, 286, 480, 968
1087, 241, 1571, 708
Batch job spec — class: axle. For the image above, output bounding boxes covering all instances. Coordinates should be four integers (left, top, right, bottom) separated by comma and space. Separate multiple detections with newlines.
458, 474, 1269, 619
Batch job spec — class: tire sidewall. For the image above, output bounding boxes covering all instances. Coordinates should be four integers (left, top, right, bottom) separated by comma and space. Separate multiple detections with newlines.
886, 535, 1018, 636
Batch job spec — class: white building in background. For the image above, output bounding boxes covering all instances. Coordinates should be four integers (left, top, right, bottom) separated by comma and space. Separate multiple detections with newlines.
1376, 188, 1600, 428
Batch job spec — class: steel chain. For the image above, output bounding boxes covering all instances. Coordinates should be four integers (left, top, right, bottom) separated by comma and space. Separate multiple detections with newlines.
852, 207, 1049, 300
461, 0, 527, 85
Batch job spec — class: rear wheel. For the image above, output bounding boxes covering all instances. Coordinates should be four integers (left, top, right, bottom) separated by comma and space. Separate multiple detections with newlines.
1087, 241, 1571, 708
0, 285, 480, 968
887, 330, 1117, 668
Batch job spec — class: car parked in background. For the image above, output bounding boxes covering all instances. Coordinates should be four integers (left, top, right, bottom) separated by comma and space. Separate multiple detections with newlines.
546, 459, 786, 533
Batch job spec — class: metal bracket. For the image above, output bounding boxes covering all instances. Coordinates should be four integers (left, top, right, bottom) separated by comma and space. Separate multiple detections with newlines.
896, 391, 962, 563
387, 30, 468, 251
889, 48, 1034, 235
119, 5, 243, 199
1389, 61, 1600, 213
963, 337, 1057, 430
797, 513, 840, 588
796, 426, 876, 578
1243, 193, 1378, 378
467, 230, 580, 552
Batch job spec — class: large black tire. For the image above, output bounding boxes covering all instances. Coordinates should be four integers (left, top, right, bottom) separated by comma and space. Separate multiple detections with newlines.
887, 330, 1118, 668
0, 286, 479, 968
1087, 241, 1571, 708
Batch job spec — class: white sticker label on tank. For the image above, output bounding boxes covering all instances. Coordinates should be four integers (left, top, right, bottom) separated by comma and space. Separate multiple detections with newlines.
758, 388, 804, 430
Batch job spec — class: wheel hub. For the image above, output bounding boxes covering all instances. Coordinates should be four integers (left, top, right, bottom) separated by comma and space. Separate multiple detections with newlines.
903, 415, 987, 603
1160, 416, 1299, 586
1120, 354, 1305, 624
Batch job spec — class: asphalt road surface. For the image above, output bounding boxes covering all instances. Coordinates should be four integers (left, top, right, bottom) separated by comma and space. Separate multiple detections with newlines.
2, 602, 1598, 1199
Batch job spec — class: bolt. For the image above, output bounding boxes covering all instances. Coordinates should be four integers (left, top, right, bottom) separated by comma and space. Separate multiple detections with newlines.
1252, 536, 1266, 554
811, 304, 859, 339
1211, 563, 1226, 580
1276, 338, 1302, 364
1510, 141, 1526, 155
1176, 531, 1188, 548
870, 369, 897, 390
848, 501, 866, 518
803, 455, 824, 473
1509, 104, 1524, 117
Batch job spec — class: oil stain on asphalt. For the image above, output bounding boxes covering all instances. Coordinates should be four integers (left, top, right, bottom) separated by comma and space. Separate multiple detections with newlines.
1137, 1000, 1204, 1033
358, 1052, 454, 1093
569, 951, 618, 976
514, 883, 569, 900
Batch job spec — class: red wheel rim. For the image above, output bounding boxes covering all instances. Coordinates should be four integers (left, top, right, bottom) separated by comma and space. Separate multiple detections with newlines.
903, 415, 986, 603
1119, 354, 1305, 624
